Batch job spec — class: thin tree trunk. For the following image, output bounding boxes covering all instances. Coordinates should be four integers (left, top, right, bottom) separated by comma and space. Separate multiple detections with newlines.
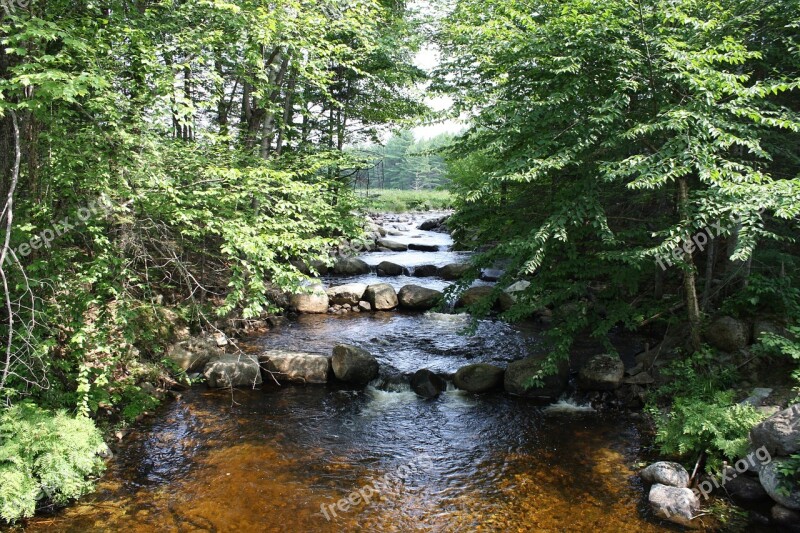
701, 238, 716, 311
678, 177, 702, 351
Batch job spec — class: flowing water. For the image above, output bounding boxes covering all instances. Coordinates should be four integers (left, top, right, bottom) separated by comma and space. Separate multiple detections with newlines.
20, 213, 702, 532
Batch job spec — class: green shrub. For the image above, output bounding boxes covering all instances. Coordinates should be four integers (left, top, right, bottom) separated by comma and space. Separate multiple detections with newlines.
0, 403, 107, 523
649, 391, 765, 472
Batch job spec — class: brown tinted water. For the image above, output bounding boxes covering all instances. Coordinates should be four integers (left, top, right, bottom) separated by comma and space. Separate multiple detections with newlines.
20, 214, 709, 532
22, 386, 691, 532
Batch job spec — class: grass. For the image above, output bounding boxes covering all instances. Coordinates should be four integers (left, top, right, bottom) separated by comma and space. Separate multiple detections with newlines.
361, 189, 453, 213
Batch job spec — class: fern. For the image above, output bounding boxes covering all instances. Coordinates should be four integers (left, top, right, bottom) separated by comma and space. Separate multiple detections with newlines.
0, 403, 107, 523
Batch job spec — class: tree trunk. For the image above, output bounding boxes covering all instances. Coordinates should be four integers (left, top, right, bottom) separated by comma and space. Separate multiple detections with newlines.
678, 177, 702, 351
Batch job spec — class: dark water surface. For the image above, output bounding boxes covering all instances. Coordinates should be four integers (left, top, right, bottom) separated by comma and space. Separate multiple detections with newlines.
20, 213, 700, 532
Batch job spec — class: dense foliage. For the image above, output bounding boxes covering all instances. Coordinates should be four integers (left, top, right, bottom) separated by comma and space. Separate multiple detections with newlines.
436, 0, 800, 367
0, 0, 426, 521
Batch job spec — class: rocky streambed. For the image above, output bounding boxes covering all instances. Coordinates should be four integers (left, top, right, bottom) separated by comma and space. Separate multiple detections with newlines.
17, 212, 799, 532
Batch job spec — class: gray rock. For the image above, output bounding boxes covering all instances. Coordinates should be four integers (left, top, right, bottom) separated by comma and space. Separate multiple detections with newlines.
408, 243, 440, 252
413, 265, 439, 278
741, 387, 774, 407
203, 354, 262, 388
624, 372, 655, 385
750, 404, 800, 456
333, 257, 371, 276
722, 470, 770, 504
410, 369, 447, 399
506, 280, 531, 293
648, 484, 698, 527
706, 316, 750, 352
759, 459, 800, 510
326, 283, 368, 306
419, 216, 448, 231
454, 364, 505, 393
455, 286, 516, 312
641, 462, 690, 488
481, 269, 504, 282
332, 344, 379, 386
504, 355, 570, 399
376, 238, 408, 252
772, 504, 800, 531
259, 350, 332, 384
398, 285, 443, 311
376, 261, 406, 277
358, 301, 373, 313
438, 263, 472, 281
365, 283, 399, 311
290, 284, 329, 314
166, 338, 225, 373
577, 354, 625, 391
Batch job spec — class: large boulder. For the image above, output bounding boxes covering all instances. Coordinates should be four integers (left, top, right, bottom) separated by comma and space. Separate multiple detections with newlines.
648, 484, 699, 527
419, 216, 448, 231
377, 238, 408, 252
326, 284, 368, 306
759, 459, 800, 510
289, 284, 329, 314
259, 350, 332, 384
332, 344, 379, 386
333, 257, 371, 276
772, 505, 800, 531
398, 285, 443, 311
438, 263, 472, 281
203, 354, 262, 388
578, 354, 625, 391
166, 338, 224, 373
454, 364, 505, 393
504, 356, 570, 399
723, 471, 770, 505
750, 404, 800, 457
705, 316, 750, 352
376, 261, 406, 277
410, 369, 447, 399
640, 462, 690, 488
413, 265, 439, 278
364, 283, 399, 311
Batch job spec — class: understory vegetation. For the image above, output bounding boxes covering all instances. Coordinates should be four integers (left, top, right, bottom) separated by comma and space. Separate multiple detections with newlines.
363, 189, 453, 212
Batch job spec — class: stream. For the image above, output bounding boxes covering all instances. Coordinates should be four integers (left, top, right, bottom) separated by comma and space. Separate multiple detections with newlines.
21, 213, 687, 532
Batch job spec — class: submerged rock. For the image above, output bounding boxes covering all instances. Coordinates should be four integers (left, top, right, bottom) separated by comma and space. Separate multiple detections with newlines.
411, 369, 447, 399
203, 354, 262, 388
259, 350, 332, 384
454, 364, 505, 393
398, 285, 442, 311
376, 238, 408, 252
408, 243, 440, 252
504, 356, 569, 399
640, 462, 690, 488
577, 354, 625, 391
648, 483, 698, 527
332, 344, 379, 386
364, 283, 399, 311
